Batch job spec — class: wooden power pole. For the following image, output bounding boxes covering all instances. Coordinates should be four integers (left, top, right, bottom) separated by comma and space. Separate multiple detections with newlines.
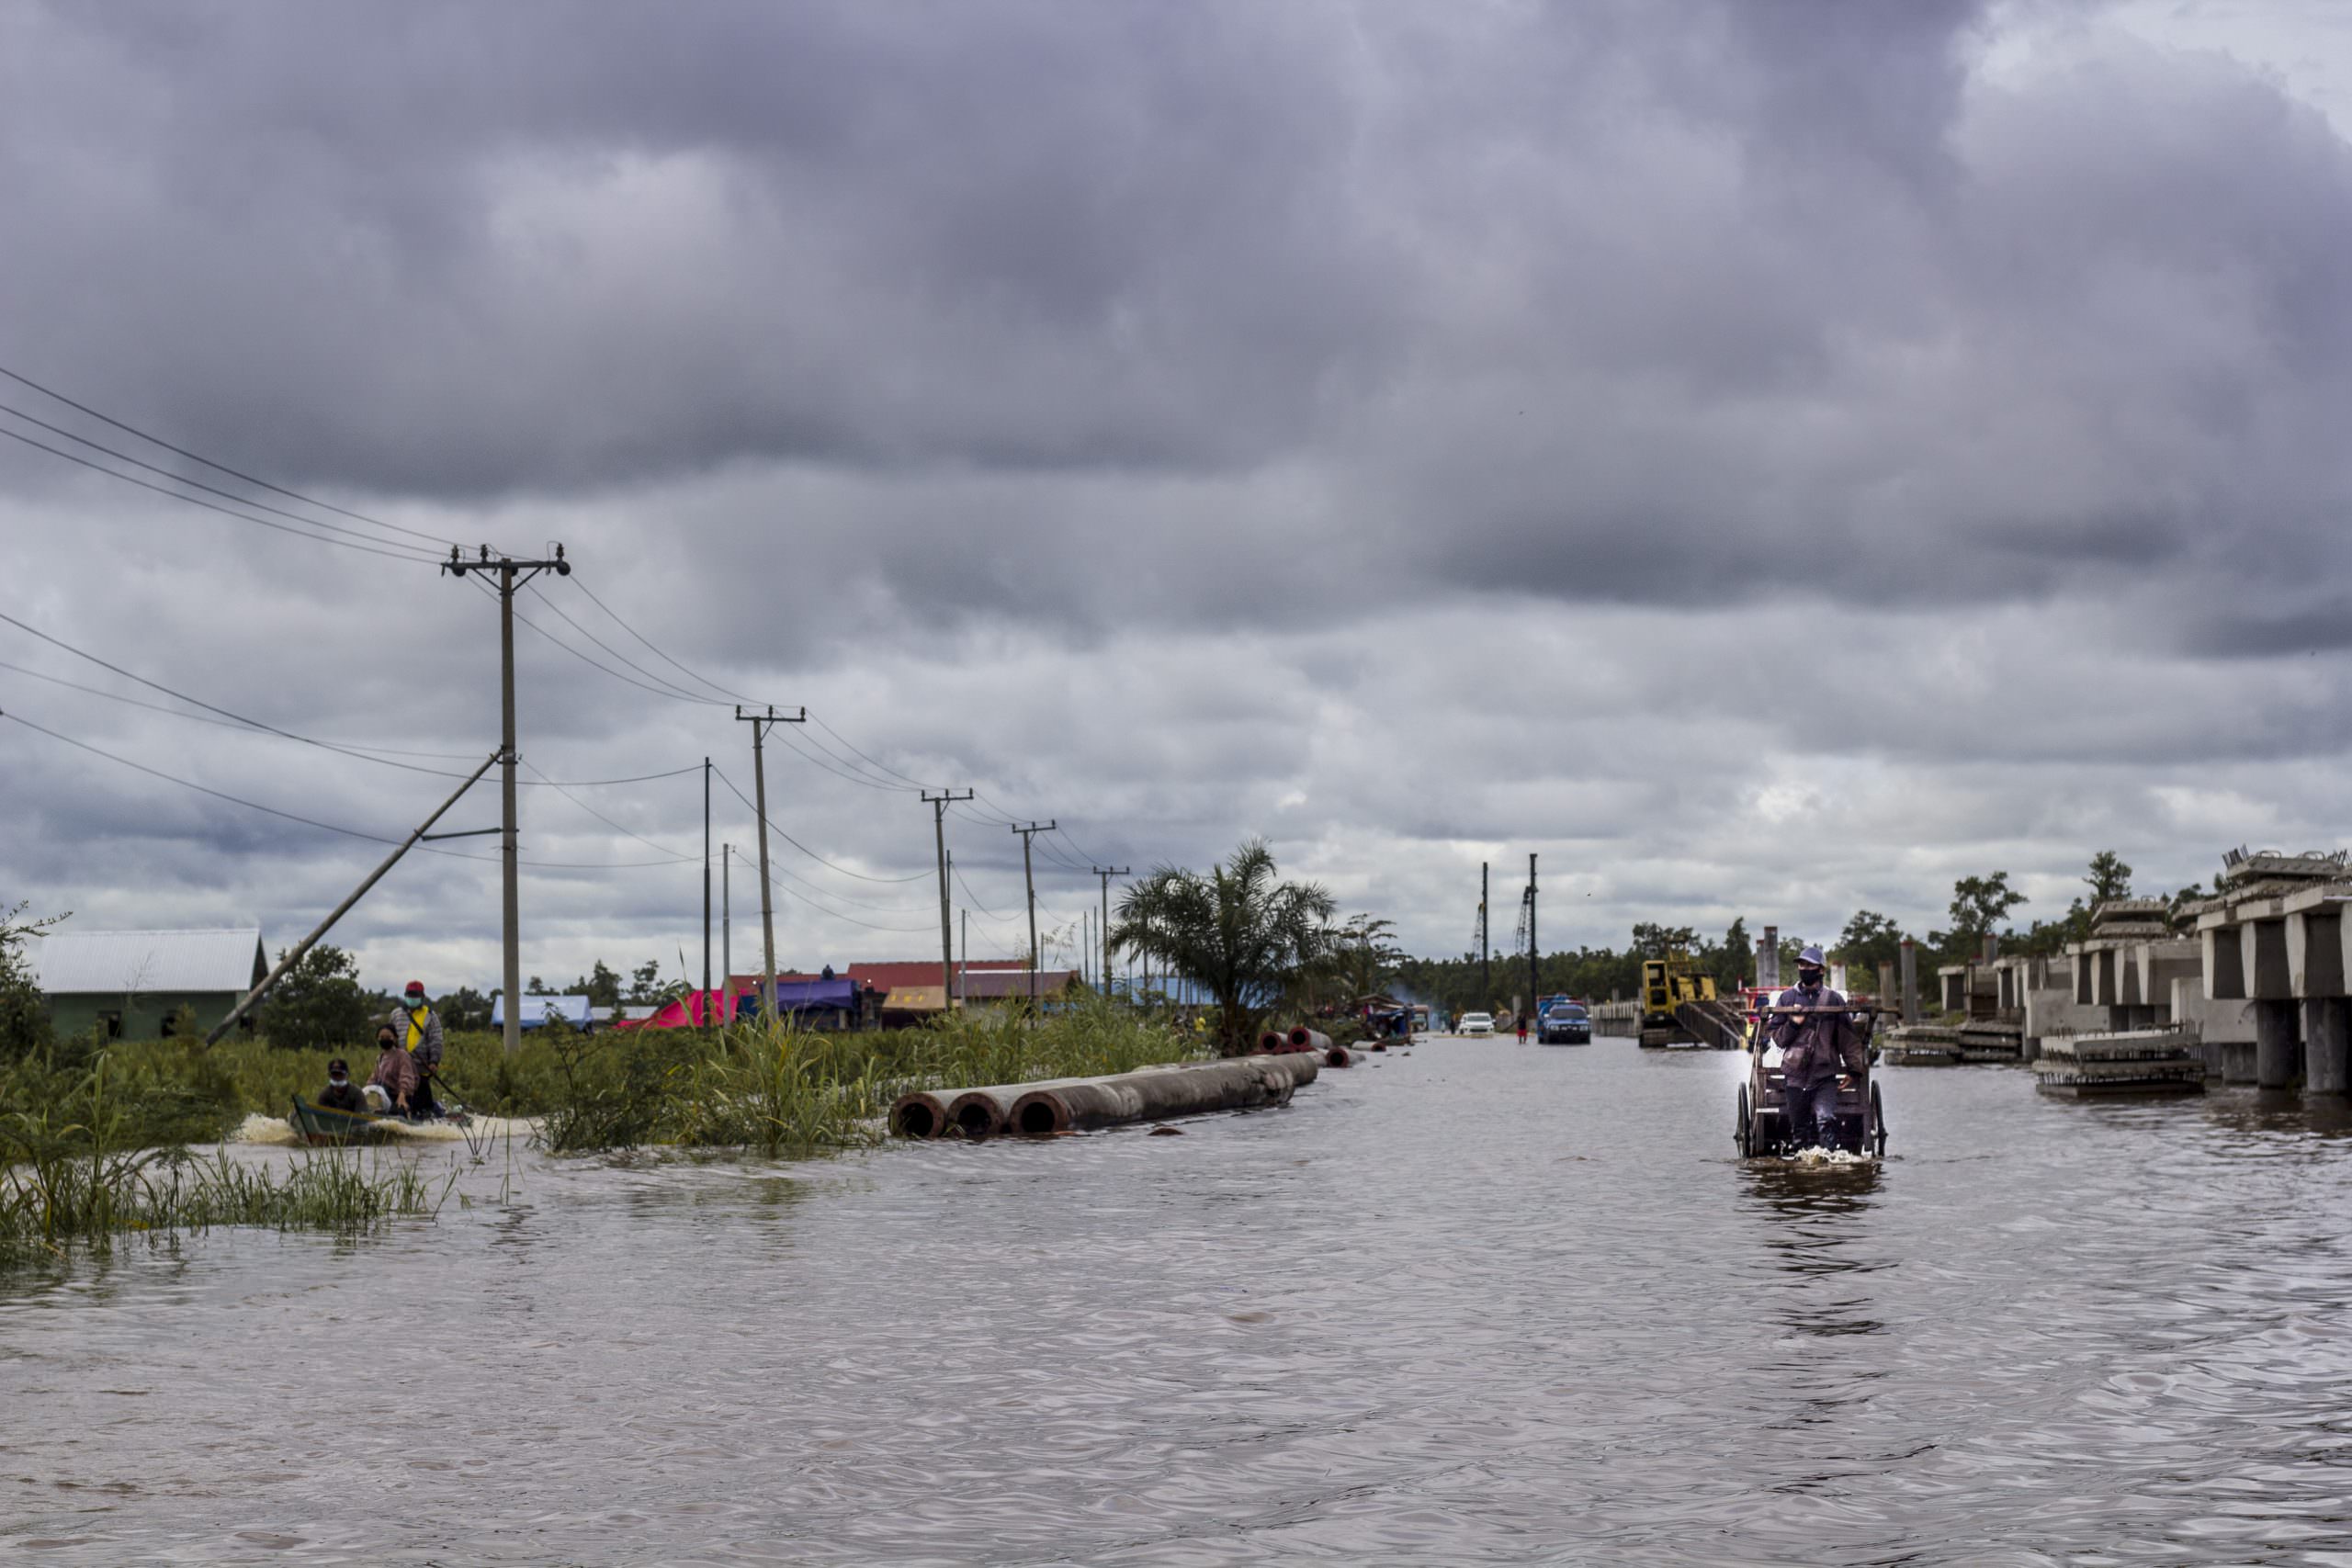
1010, 821, 1055, 1011
923, 789, 973, 1006
442, 544, 570, 1056
1092, 865, 1129, 1000
734, 704, 805, 1024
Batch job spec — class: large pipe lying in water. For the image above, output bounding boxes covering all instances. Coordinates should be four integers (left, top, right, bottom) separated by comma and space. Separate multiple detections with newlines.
891, 1063, 1283, 1139
1258, 1029, 1288, 1053
1287, 1026, 1332, 1053
1009, 1054, 1320, 1137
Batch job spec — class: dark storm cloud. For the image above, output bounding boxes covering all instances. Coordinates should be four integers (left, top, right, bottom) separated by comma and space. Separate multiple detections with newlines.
6, 0, 2352, 979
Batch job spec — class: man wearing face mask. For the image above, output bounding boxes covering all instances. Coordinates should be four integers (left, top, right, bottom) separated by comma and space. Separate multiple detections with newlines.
1765, 943, 1866, 1152
385, 980, 447, 1117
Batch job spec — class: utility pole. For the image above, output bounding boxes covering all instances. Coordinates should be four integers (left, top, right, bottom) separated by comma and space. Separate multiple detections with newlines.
1528, 852, 1539, 1020
442, 544, 570, 1056
1010, 821, 1055, 1011
722, 844, 731, 1015
1092, 865, 1129, 1003
959, 908, 968, 1008
922, 789, 974, 1006
702, 756, 712, 1026
1480, 861, 1490, 1004
735, 704, 806, 1024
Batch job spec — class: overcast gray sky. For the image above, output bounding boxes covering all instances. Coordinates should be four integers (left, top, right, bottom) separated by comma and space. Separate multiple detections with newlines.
3, 0, 2348, 993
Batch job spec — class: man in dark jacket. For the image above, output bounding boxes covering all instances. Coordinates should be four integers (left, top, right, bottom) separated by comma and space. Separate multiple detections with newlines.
316, 1057, 366, 1114
1766, 944, 1867, 1151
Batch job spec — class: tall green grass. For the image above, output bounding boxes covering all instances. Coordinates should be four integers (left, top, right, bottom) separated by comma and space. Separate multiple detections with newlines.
0, 1051, 452, 1268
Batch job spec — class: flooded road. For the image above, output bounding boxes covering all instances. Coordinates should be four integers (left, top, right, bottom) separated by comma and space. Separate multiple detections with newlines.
9, 1040, 2352, 1564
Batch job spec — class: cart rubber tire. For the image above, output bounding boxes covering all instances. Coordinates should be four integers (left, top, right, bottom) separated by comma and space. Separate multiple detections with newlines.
1871, 1080, 1887, 1156
1736, 1085, 1752, 1156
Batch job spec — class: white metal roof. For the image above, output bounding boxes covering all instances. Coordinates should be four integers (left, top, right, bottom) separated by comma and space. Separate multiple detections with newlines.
28, 928, 265, 997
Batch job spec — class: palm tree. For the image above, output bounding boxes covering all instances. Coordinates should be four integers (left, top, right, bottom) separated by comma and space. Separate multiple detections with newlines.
1109, 839, 1337, 1055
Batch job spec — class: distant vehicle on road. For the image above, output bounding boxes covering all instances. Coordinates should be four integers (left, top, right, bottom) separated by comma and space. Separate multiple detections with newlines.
1459, 1011, 1494, 1036
1538, 1001, 1591, 1044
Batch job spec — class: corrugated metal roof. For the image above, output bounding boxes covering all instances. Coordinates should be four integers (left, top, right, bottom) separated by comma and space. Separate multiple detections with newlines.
29, 928, 266, 997
959, 969, 1078, 999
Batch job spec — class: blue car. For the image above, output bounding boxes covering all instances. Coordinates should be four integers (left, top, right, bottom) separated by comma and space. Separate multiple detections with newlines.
1538, 1002, 1590, 1044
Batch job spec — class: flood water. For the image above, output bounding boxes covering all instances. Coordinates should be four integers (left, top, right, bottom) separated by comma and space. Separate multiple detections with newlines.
9, 1039, 2352, 1565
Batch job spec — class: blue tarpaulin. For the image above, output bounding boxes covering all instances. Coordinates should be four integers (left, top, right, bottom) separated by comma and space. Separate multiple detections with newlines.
738, 977, 859, 1017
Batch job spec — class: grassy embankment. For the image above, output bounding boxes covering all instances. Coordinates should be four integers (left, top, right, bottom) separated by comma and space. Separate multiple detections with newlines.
1, 999, 1205, 1258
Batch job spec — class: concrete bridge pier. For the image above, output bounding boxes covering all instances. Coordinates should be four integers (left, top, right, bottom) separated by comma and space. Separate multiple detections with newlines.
2256, 1000, 2300, 1089
2305, 998, 2351, 1095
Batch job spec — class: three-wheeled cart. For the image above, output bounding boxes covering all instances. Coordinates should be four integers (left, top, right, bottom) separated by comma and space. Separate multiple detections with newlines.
1736, 1004, 1892, 1158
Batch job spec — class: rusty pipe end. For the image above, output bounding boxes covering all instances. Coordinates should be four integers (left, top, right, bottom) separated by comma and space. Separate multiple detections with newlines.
1258, 1031, 1285, 1053
1325, 1045, 1351, 1067
1008, 1089, 1071, 1138
889, 1092, 951, 1139
945, 1092, 1007, 1141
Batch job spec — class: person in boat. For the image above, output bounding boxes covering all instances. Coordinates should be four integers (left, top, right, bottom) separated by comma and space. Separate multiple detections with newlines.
368, 1023, 419, 1116
385, 980, 446, 1117
1765, 943, 1867, 1151
316, 1056, 367, 1114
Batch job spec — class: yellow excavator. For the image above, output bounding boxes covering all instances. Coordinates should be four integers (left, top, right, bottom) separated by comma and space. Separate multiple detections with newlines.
1637, 953, 1746, 1049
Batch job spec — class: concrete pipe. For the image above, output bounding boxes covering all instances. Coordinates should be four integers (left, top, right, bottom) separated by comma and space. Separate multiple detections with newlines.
1287, 1026, 1332, 1053
1010, 1055, 1320, 1137
1324, 1044, 1353, 1067
888, 1090, 956, 1139
1258, 1030, 1288, 1053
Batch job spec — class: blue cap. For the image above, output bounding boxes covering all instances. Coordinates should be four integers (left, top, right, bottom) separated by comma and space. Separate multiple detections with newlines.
1798, 944, 1826, 968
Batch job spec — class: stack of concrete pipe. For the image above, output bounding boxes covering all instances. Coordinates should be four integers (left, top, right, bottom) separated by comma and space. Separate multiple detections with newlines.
890, 1053, 1320, 1140
1281, 1026, 1352, 1068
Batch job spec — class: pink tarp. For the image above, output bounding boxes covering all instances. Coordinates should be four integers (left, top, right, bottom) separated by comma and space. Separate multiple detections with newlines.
619, 988, 741, 1030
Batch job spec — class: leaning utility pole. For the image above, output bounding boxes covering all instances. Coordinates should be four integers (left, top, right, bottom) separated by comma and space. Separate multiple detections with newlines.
1092, 865, 1129, 1001
442, 544, 571, 1056
923, 789, 974, 1005
203, 750, 501, 1046
1527, 852, 1539, 1019
735, 704, 806, 1024
1010, 821, 1055, 1011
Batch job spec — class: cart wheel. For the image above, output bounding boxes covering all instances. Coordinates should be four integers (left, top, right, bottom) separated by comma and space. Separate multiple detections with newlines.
1736, 1085, 1752, 1156
1870, 1080, 1887, 1156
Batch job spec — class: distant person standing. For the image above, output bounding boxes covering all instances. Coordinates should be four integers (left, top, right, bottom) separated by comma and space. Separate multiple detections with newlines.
1514, 1013, 1529, 1044
1766, 944, 1866, 1150
386, 980, 446, 1117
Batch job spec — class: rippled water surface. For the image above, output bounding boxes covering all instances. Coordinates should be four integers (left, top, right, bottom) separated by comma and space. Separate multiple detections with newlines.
9, 1041, 2352, 1564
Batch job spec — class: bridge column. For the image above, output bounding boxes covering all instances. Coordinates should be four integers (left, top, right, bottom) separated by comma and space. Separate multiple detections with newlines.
2256, 1000, 2301, 1089
2305, 998, 2350, 1095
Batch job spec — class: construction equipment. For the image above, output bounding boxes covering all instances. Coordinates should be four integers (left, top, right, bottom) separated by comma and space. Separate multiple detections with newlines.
1637, 954, 1744, 1049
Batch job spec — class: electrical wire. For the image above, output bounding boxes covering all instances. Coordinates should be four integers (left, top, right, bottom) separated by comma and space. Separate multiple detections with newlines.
0, 424, 442, 564
524, 583, 728, 707
710, 763, 931, 884
1, 706, 694, 870
568, 574, 759, 706
0, 361, 473, 551
0, 400, 451, 561
951, 861, 1006, 919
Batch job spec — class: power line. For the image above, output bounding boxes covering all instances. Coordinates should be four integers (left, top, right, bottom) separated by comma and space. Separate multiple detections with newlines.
710, 763, 930, 884
525, 583, 727, 707
0, 361, 472, 550
569, 574, 758, 706
2, 706, 694, 870
0, 400, 449, 560
0, 423, 441, 564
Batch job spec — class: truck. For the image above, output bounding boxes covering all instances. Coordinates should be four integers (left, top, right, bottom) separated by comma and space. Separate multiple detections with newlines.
1536, 997, 1590, 1044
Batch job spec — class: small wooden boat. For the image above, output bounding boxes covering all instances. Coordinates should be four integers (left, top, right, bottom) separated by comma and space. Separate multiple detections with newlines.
287, 1094, 469, 1145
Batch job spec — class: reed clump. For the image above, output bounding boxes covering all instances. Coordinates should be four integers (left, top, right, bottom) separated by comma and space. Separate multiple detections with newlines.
0, 1050, 451, 1268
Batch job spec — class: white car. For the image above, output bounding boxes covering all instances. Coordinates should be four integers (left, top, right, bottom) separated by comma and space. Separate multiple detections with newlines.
1459, 1011, 1494, 1036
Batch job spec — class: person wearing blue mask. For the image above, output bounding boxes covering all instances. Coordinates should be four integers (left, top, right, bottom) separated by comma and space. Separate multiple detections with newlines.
1766, 944, 1866, 1151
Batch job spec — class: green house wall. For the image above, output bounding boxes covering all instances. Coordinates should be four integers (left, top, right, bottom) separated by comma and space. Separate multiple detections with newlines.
48, 991, 250, 1043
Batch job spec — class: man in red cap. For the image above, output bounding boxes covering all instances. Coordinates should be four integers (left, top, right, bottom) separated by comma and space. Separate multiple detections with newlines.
385, 980, 447, 1118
